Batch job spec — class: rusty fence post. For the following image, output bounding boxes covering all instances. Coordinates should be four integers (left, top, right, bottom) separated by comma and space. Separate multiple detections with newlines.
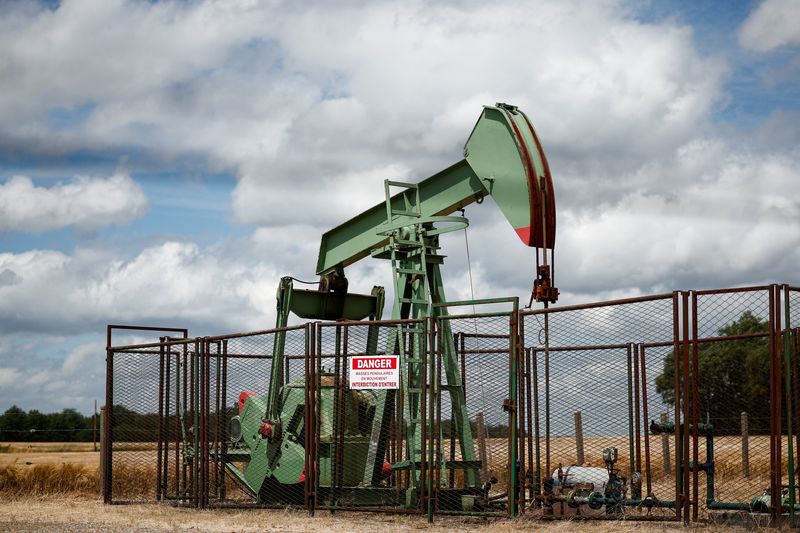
574, 411, 584, 465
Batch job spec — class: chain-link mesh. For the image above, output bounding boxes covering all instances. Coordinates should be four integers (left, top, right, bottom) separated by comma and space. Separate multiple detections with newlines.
105, 328, 309, 507
313, 320, 427, 512
791, 288, 800, 330
107, 337, 196, 504
640, 344, 678, 505
434, 314, 514, 515
521, 295, 677, 519
103, 284, 798, 522
690, 288, 771, 516
208, 327, 309, 508
788, 287, 800, 522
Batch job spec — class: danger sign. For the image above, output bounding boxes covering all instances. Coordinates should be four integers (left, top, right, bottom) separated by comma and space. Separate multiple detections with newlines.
349, 355, 400, 390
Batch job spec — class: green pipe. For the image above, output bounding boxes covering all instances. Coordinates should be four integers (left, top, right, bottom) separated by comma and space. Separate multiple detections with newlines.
655, 421, 800, 514
552, 492, 677, 510
626, 345, 635, 479
509, 298, 519, 517
706, 500, 753, 511
532, 349, 541, 497
193, 346, 199, 507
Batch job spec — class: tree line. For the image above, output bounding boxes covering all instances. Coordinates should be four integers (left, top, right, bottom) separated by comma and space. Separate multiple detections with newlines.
0, 405, 97, 442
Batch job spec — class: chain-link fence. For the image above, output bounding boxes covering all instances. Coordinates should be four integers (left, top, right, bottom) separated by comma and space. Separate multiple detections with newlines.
520, 294, 677, 520
104, 333, 192, 504
312, 319, 427, 514
103, 284, 800, 524
687, 287, 773, 521
433, 311, 516, 516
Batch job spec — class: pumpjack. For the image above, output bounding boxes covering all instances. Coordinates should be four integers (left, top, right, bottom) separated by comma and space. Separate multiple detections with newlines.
226, 103, 558, 509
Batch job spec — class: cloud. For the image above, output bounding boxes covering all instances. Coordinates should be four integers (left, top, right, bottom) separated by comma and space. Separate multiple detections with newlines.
229, 0, 726, 226
0, 367, 21, 388
0, 172, 147, 232
0, 1, 793, 313
0, 337, 106, 414
738, 0, 800, 52
61, 341, 103, 375
457, 138, 800, 297
0, 0, 271, 123
0, 0, 798, 415
0, 0, 727, 229
0, 237, 286, 336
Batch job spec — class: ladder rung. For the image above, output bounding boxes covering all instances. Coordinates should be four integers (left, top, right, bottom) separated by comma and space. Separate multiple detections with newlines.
441, 384, 463, 391
406, 388, 423, 393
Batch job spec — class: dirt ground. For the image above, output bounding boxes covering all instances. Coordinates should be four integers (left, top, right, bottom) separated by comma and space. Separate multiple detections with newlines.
0, 496, 757, 533
0, 440, 779, 531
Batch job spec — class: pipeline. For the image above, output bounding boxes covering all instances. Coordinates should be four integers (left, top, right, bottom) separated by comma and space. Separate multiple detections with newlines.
548, 491, 677, 511
649, 420, 800, 514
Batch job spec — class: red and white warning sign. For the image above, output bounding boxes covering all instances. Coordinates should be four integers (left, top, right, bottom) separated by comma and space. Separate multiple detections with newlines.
349, 355, 400, 390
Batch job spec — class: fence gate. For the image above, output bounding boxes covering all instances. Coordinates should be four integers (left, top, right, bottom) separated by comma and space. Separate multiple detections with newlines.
520, 294, 679, 521
431, 302, 519, 517
101, 282, 800, 524
311, 319, 429, 514
104, 333, 192, 505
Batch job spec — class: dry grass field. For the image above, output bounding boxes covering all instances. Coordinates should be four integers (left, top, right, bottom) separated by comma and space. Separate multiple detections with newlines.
0, 441, 99, 469
0, 439, 786, 532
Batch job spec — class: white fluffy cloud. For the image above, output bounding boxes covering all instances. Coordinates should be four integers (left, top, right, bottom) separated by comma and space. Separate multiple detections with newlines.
0, 0, 791, 322
229, 1, 726, 226
0, 0, 726, 229
0, 367, 22, 388
0, 172, 147, 232
0, 339, 106, 413
738, 0, 800, 52
0, 239, 283, 335
0, 1, 798, 414
456, 139, 800, 299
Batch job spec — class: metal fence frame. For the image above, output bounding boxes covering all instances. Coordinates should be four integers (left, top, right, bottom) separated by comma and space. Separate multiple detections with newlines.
102, 283, 799, 525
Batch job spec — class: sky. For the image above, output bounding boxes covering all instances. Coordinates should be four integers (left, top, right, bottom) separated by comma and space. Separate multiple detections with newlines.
0, 0, 798, 415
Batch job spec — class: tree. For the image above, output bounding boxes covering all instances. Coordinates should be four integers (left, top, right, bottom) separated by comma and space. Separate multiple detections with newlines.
0, 405, 28, 439
654, 311, 770, 434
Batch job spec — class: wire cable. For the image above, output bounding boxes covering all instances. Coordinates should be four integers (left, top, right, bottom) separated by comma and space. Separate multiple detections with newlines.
462, 211, 489, 417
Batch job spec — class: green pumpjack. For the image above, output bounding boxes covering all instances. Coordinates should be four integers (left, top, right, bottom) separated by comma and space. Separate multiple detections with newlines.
220, 104, 558, 513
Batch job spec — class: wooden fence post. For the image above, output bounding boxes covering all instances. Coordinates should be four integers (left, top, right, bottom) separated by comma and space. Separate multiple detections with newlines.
99, 405, 105, 495
574, 411, 584, 465
476, 412, 489, 483
742, 411, 750, 477
661, 412, 671, 475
